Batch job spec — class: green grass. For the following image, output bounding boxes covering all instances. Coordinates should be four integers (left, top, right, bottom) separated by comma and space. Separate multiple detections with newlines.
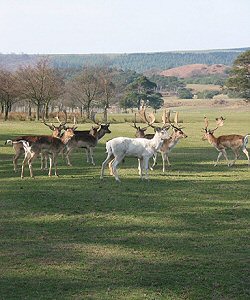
0, 107, 250, 299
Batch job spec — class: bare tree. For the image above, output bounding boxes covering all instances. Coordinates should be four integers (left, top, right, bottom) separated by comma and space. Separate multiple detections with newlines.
99, 70, 115, 122
66, 67, 101, 119
16, 58, 63, 120
0, 69, 19, 120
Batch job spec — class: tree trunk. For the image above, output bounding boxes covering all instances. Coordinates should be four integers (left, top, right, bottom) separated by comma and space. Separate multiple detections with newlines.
36, 103, 40, 121
45, 103, 49, 119
103, 108, 108, 123
4, 102, 10, 121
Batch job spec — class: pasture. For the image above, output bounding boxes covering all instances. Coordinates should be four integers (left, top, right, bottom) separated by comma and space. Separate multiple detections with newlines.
0, 104, 249, 299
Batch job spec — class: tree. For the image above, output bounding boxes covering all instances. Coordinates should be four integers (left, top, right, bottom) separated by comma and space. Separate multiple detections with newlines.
0, 69, 19, 120
16, 58, 63, 120
128, 76, 157, 109
225, 50, 250, 101
99, 70, 116, 122
147, 92, 164, 112
67, 67, 101, 119
119, 92, 138, 112
177, 88, 193, 99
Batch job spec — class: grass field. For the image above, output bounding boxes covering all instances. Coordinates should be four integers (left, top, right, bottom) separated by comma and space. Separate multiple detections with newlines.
0, 104, 249, 299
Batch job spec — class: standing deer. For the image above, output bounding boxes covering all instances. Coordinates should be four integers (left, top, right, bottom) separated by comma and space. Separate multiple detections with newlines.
151, 111, 187, 172
100, 126, 170, 182
8, 126, 75, 178
5, 115, 67, 172
64, 123, 111, 166
102, 108, 170, 181
202, 116, 249, 166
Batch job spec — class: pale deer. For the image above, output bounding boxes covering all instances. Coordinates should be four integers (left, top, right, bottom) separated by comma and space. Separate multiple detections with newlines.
102, 107, 170, 181
202, 116, 249, 166
100, 126, 170, 182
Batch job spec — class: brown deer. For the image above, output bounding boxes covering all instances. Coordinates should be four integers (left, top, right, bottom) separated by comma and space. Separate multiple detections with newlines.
151, 124, 188, 172
202, 116, 249, 166
9, 126, 75, 178
150, 111, 187, 172
5, 114, 67, 172
64, 121, 111, 166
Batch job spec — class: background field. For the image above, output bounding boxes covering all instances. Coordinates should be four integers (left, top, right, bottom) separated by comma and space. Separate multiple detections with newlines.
0, 102, 249, 299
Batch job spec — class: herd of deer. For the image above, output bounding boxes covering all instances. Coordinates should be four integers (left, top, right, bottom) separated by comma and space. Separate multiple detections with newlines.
5, 108, 250, 182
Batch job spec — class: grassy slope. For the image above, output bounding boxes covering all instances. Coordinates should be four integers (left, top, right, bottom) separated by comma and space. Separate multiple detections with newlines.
0, 105, 249, 299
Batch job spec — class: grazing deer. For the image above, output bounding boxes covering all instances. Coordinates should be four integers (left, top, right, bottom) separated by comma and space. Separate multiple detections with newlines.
202, 116, 249, 166
9, 127, 75, 178
151, 111, 187, 172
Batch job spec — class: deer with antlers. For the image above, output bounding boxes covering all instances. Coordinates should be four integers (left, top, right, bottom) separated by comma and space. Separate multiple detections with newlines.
5, 112, 68, 172
64, 113, 111, 166
151, 111, 188, 172
7, 127, 75, 178
202, 116, 249, 166
101, 107, 170, 182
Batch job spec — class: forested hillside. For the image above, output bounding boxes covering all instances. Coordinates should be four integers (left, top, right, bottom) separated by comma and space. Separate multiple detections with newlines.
0, 48, 249, 73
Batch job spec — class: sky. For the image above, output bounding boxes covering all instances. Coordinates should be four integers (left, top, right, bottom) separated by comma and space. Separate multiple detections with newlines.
0, 0, 249, 54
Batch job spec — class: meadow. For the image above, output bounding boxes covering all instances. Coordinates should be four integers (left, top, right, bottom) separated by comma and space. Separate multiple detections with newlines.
0, 102, 249, 299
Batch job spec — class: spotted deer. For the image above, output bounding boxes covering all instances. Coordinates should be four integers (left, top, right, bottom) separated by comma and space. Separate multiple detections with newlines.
202, 116, 249, 166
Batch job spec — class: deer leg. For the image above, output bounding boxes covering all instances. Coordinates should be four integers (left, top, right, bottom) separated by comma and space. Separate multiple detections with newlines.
100, 153, 114, 179
27, 152, 37, 178
230, 149, 240, 166
143, 157, 150, 180
109, 159, 114, 175
65, 148, 73, 166
138, 158, 143, 178
110, 155, 124, 182
13, 148, 24, 172
21, 152, 30, 179
220, 149, 230, 166
85, 148, 90, 163
89, 147, 95, 165
242, 148, 250, 165
214, 151, 223, 166
53, 154, 59, 177
150, 153, 158, 170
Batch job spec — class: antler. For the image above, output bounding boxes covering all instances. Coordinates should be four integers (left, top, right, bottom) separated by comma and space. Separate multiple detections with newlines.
162, 109, 171, 125
55, 110, 68, 129
138, 106, 156, 128
204, 116, 209, 131
90, 111, 101, 128
42, 113, 55, 130
174, 111, 179, 125
215, 116, 225, 127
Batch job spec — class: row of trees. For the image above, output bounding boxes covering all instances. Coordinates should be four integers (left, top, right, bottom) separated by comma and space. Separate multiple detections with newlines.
0, 59, 169, 121
1, 50, 249, 120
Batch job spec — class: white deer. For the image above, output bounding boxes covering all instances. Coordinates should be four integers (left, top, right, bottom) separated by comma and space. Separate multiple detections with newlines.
100, 126, 169, 182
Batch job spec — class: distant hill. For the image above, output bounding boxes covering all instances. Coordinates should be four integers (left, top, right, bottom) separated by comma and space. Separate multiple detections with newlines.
160, 64, 229, 78
0, 47, 249, 73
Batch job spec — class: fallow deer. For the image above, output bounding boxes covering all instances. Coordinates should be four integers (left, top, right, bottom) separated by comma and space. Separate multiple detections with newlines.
9, 127, 75, 178
202, 116, 249, 166
102, 107, 170, 181
151, 111, 187, 172
64, 121, 111, 166
5, 114, 67, 172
